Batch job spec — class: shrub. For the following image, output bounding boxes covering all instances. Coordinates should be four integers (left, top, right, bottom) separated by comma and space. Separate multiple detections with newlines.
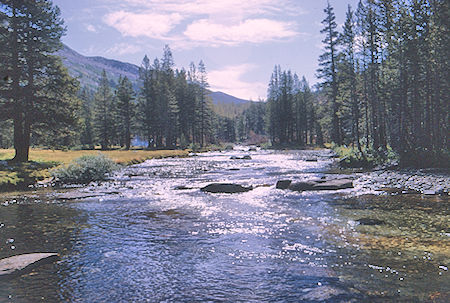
52, 154, 118, 184
332, 143, 399, 168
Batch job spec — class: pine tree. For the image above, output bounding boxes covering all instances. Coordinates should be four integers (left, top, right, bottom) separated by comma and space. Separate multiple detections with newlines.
79, 88, 94, 149
317, 1, 342, 145
93, 70, 114, 150
116, 76, 135, 150
0, 0, 79, 162
187, 62, 198, 144
162, 45, 179, 148
175, 69, 190, 144
340, 5, 363, 154
197, 60, 211, 147
137, 55, 156, 148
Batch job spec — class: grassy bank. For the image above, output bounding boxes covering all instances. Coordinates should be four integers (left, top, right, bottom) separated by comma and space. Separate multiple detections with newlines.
0, 148, 189, 191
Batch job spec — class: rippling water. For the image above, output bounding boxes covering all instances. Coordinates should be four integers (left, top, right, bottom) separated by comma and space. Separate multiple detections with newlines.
0, 149, 449, 302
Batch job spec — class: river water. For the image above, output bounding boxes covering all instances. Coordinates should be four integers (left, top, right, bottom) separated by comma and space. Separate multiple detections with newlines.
0, 149, 448, 302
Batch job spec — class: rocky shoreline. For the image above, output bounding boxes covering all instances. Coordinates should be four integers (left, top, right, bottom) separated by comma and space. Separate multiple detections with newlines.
353, 167, 449, 196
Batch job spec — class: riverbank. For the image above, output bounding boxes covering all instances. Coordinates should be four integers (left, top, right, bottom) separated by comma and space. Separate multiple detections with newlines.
353, 167, 449, 196
0, 148, 189, 192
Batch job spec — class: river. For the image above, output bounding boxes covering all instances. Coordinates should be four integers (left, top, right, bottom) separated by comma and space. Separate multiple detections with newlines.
0, 149, 448, 302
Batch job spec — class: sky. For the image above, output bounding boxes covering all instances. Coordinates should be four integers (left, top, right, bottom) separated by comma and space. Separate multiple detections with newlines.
53, 0, 358, 100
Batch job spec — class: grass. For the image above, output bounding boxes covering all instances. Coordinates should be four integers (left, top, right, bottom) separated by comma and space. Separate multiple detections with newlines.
0, 148, 189, 191
0, 148, 189, 165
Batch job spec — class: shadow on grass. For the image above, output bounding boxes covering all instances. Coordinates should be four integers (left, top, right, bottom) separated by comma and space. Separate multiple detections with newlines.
0, 160, 59, 192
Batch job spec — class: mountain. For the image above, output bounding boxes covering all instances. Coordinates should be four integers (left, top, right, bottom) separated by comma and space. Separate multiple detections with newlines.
57, 44, 252, 113
208, 91, 250, 105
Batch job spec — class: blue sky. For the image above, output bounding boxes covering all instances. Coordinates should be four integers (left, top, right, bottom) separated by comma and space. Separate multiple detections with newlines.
54, 0, 358, 100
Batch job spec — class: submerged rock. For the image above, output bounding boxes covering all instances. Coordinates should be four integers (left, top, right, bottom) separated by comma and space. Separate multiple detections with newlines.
201, 183, 253, 193
301, 286, 348, 301
174, 185, 192, 190
230, 155, 252, 160
305, 158, 318, 162
0, 253, 58, 280
357, 218, 385, 225
55, 192, 104, 201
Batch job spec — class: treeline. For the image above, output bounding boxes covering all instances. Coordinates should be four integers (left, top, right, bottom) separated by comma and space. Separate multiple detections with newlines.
78, 46, 223, 150
266, 67, 324, 146
316, 0, 448, 166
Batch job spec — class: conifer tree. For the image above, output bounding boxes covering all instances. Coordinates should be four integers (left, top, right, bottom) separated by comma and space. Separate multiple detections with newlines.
79, 88, 94, 149
0, 0, 79, 162
116, 76, 135, 150
93, 70, 114, 150
339, 5, 363, 154
162, 45, 179, 148
317, 1, 342, 145
197, 60, 211, 147
137, 55, 156, 148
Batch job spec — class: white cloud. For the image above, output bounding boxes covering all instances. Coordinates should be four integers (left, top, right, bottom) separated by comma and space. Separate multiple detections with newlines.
101, 0, 303, 48
103, 11, 183, 39
184, 19, 297, 46
117, 0, 304, 17
86, 24, 97, 33
208, 64, 266, 100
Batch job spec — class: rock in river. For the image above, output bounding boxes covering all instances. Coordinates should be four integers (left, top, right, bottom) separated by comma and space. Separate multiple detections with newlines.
0, 253, 59, 280
312, 178, 354, 190
287, 178, 354, 192
201, 183, 253, 193
276, 180, 292, 189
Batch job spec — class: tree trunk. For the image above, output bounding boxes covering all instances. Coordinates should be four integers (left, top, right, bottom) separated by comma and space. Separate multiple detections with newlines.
12, 114, 30, 163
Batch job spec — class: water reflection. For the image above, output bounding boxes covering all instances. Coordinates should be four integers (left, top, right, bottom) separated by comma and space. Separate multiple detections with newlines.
0, 202, 88, 302
0, 149, 448, 302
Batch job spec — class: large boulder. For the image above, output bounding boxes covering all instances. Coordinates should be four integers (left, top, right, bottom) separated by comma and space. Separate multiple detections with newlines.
201, 183, 253, 193
276, 180, 292, 189
0, 253, 58, 280
288, 181, 318, 191
287, 178, 354, 192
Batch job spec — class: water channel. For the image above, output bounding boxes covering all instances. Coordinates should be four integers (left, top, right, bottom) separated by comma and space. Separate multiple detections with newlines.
0, 149, 448, 302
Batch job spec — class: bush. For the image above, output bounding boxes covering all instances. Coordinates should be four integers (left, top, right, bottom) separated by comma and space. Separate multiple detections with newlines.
52, 154, 118, 184
331, 143, 399, 168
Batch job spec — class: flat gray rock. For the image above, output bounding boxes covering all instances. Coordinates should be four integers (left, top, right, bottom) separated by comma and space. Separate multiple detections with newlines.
276, 180, 292, 189
312, 178, 354, 190
56, 192, 104, 201
0, 253, 58, 279
288, 178, 353, 192
201, 183, 253, 193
